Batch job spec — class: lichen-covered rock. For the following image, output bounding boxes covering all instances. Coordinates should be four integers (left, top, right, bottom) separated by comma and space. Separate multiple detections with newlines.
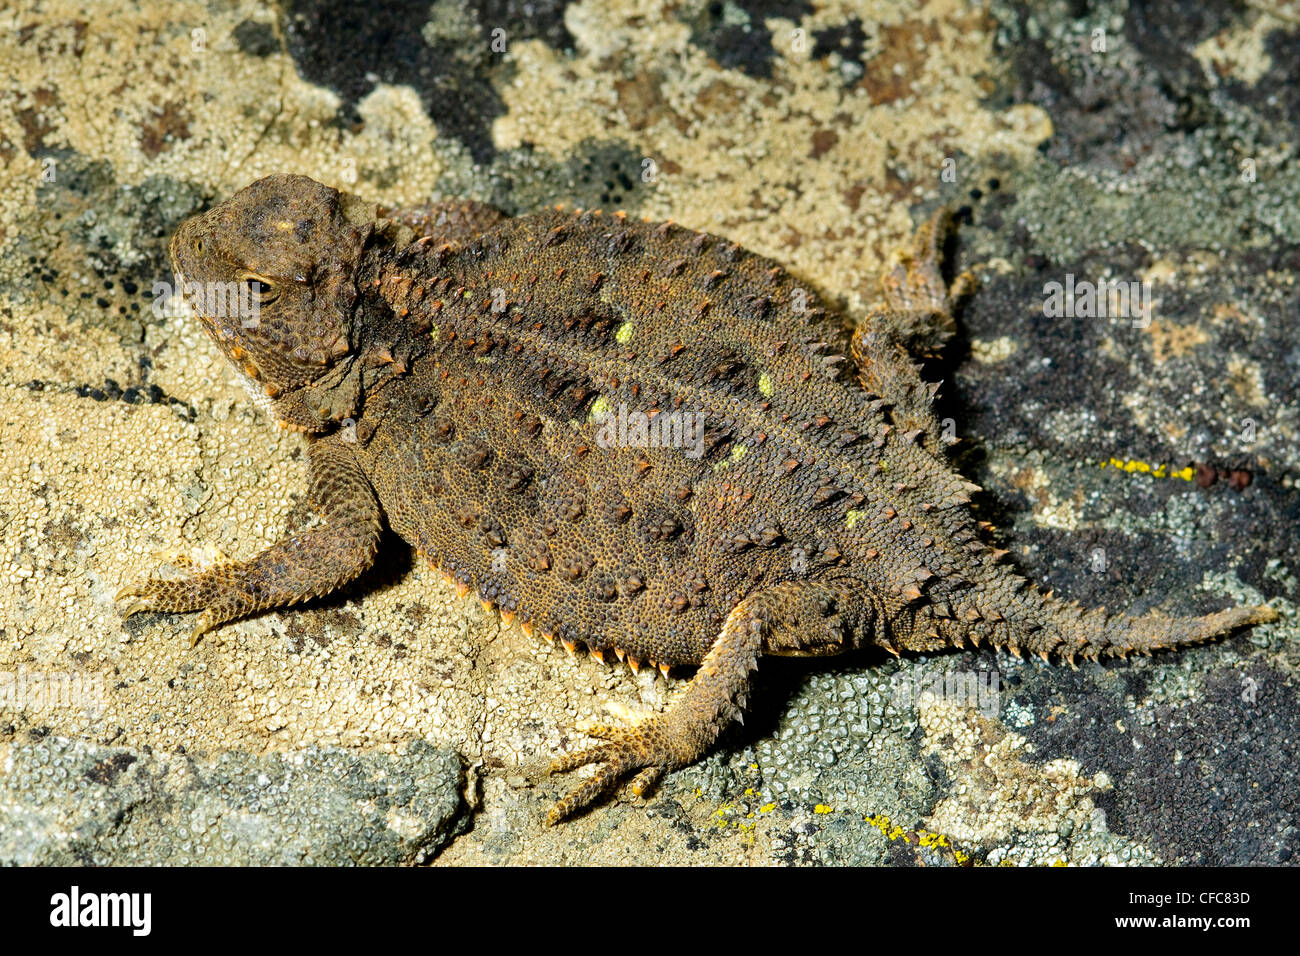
0, 737, 464, 865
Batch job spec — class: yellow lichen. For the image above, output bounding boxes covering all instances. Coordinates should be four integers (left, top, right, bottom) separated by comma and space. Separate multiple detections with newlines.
866, 812, 971, 864
1100, 457, 1195, 482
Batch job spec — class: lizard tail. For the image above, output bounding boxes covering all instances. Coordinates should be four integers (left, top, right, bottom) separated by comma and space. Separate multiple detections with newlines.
958, 581, 1278, 665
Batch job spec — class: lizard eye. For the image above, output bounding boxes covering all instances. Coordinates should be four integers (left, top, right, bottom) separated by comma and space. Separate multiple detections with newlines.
241, 275, 279, 304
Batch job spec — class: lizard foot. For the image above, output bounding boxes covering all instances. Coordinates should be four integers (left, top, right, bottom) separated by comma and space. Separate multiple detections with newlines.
873, 207, 975, 355
544, 599, 767, 824
545, 715, 682, 825
117, 565, 259, 646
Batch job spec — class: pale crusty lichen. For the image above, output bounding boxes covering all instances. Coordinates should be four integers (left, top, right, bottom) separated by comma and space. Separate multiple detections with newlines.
919, 694, 1154, 865
0, 0, 445, 244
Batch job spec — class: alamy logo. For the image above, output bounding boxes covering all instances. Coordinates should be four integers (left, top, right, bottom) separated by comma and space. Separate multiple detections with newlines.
49, 886, 151, 936
592, 402, 705, 459
0, 667, 103, 715
890, 669, 1001, 718
1042, 273, 1151, 328
152, 279, 262, 327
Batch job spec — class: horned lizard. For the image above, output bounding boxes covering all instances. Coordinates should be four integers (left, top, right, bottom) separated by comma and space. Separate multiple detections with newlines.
119, 174, 1277, 824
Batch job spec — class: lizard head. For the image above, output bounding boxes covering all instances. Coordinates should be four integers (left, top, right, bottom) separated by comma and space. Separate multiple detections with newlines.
169, 174, 373, 431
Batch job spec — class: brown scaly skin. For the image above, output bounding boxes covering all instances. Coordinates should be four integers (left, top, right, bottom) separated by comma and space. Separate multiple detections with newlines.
119, 174, 1279, 824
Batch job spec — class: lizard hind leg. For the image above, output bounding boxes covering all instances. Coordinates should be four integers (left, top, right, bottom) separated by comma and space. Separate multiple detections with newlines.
857, 207, 969, 355
545, 599, 762, 825
544, 582, 866, 824
850, 209, 973, 456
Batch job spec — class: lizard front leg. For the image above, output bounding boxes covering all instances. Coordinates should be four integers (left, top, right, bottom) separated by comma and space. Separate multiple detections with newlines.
546, 582, 865, 823
118, 436, 383, 644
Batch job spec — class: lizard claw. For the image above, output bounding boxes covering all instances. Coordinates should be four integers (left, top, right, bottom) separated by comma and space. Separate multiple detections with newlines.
116, 581, 153, 603
189, 611, 217, 647
629, 766, 663, 796
121, 598, 155, 618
